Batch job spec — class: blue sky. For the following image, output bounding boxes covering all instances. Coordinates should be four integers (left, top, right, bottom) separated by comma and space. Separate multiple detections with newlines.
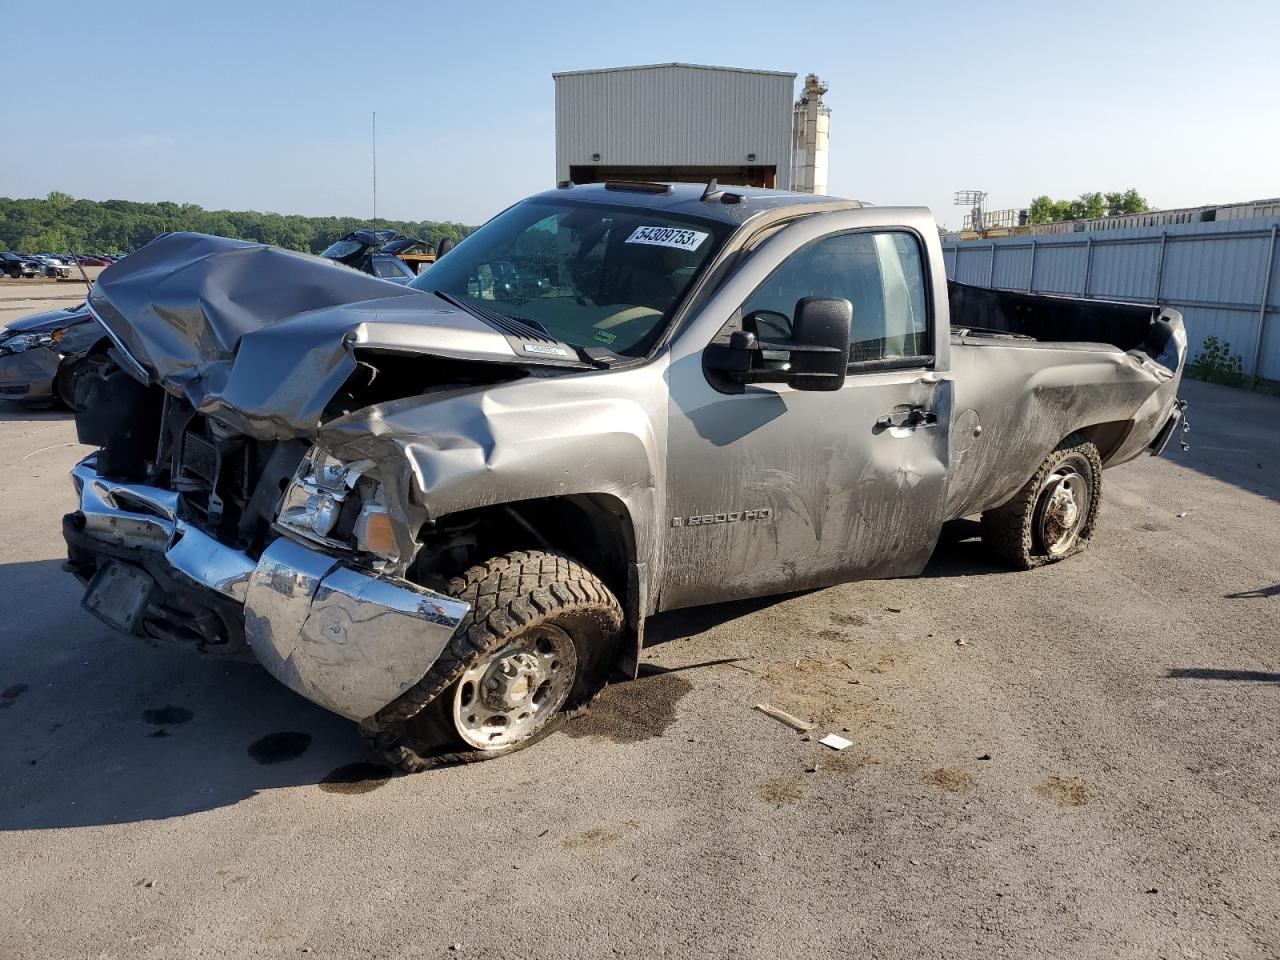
4, 0, 1276, 228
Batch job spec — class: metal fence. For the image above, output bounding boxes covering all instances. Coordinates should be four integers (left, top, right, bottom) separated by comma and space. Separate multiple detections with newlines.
943, 217, 1280, 381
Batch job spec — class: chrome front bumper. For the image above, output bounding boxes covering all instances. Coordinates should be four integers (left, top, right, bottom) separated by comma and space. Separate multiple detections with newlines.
68, 456, 470, 721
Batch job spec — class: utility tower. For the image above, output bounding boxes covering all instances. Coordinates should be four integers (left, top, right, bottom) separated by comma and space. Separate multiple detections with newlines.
954, 189, 987, 232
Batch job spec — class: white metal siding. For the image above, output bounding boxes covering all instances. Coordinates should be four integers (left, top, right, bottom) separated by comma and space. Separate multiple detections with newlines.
554, 64, 795, 188
945, 218, 1280, 380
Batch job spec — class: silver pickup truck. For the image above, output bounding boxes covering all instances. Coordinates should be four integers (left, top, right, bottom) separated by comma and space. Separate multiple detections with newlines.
63, 182, 1187, 769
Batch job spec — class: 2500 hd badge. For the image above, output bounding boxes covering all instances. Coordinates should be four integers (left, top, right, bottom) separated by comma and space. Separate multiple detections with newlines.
671, 508, 773, 527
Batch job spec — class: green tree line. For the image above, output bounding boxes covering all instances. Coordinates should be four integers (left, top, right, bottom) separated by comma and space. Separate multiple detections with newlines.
1028, 189, 1149, 225
0, 191, 475, 255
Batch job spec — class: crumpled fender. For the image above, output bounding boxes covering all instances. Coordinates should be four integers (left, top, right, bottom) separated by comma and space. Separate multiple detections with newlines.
316, 361, 670, 571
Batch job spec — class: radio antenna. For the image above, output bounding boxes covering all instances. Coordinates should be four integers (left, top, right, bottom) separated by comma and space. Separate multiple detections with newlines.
70, 249, 92, 296
372, 111, 377, 227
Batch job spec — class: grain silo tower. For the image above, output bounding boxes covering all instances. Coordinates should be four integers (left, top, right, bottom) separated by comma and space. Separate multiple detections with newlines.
791, 74, 831, 194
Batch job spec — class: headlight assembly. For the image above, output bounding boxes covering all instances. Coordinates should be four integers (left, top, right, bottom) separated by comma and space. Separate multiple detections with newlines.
0, 329, 64, 354
276, 447, 399, 561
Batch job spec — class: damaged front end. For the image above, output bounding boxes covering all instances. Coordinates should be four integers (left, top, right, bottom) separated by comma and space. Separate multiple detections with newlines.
60, 233, 575, 721
63, 398, 471, 719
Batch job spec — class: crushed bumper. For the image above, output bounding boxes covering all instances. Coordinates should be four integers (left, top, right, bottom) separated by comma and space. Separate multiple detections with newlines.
64, 455, 470, 721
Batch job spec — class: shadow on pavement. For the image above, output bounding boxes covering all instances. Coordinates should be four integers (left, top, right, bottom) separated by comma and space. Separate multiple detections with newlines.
1166, 668, 1280, 683
1223, 583, 1280, 599
1160, 380, 1280, 504
0, 401, 71, 422
0, 560, 378, 830
0, 511, 1014, 829
921, 518, 1008, 579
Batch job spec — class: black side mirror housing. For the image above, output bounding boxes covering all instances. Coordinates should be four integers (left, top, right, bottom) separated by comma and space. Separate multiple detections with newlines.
705, 297, 852, 392
784, 297, 852, 391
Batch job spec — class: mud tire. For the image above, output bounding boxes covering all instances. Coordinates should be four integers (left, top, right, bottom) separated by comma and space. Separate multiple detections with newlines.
981, 435, 1103, 570
363, 549, 623, 772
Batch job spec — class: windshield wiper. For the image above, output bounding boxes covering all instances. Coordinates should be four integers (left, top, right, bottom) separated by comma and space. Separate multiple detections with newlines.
434, 291, 551, 340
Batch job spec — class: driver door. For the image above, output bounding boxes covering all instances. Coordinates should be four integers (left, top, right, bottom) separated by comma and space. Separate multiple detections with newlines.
660, 220, 952, 610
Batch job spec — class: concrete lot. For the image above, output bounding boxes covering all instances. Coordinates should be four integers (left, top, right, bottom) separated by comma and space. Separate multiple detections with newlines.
0, 269, 103, 329
0, 378, 1277, 959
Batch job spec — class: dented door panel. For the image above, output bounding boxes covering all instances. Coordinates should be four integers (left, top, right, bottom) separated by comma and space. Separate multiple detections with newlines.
661, 365, 952, 609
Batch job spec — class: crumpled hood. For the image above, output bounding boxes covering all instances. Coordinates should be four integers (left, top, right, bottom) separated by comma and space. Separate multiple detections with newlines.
87, 232, 525, 439
4, 305, 89, 335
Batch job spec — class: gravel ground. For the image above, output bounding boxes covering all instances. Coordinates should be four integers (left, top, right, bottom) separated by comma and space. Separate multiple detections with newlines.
0, 378, 1276, 959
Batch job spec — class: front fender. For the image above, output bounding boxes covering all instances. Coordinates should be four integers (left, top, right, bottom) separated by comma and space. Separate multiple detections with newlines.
316, 361, 670, 573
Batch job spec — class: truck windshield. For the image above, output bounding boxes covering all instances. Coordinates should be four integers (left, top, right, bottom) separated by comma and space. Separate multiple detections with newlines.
409, 197, 731, 356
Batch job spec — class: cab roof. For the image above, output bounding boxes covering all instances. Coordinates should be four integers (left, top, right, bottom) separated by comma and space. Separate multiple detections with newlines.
529, 181, 862, 226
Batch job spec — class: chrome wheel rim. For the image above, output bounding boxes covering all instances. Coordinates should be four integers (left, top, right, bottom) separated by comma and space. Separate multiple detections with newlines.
453, 625, 577, 750
1034, 460, 1091, 557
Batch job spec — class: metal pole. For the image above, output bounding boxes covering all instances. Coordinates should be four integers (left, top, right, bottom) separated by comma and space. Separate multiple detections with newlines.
372, 111, 377, 226
988, 242, 996, 287
1082, 237, 1094, 297
1153, 232, 1168, 305
1249, 224, 1278, 384
1027, 240, 1037, 293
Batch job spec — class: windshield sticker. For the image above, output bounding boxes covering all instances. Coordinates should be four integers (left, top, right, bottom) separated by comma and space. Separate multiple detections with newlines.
625, 226, 709, 251
522, 342, 568, 357
594, 329, 617, 344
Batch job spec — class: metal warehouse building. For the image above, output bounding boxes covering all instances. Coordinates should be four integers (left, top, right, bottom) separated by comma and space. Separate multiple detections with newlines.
553, 63, 797, 190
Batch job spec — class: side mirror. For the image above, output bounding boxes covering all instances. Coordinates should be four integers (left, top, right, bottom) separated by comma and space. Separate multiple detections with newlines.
785, 297, 852, 391
705, 297, 852, 391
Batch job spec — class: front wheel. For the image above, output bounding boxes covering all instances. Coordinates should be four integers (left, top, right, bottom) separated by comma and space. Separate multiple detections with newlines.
981, 436, 1103, 569
367, 550, 624, 771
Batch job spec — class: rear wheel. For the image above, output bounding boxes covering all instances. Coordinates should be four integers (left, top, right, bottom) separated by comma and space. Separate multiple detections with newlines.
365, 549, 623, 771
981, 436, 1103, 569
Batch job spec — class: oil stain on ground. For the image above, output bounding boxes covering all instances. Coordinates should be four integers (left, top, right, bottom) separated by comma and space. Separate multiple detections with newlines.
925, 768, 977, 793
319, 763, 395, 795
143, 706, 193, 725
562, 667, 691, 744
758, 777, 806, 806
1036, 775, 1089, 807
561, 820, 640, 849
0, 683, 29, 709
247, 732, 311, 765
830, 612, 868, 628
820, 753, 879, 775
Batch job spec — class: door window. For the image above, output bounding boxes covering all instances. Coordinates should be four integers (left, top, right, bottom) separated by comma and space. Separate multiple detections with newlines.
373, 256, 410, 280
739, 231, 930, 365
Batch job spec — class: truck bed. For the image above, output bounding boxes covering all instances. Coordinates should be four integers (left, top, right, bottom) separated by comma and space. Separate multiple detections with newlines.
948, 281, 1159, 354
943, 281, 1186, 523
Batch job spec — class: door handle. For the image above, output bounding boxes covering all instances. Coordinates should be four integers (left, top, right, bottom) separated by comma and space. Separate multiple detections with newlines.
876, 407, 938, 430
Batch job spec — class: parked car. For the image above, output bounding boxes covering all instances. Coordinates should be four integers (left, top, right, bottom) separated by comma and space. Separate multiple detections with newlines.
1, 252, 39, 278
320, 228, 434, 284
60, 182, 1187, 771
0, 304, 104, 406
28, 255, 73, 279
